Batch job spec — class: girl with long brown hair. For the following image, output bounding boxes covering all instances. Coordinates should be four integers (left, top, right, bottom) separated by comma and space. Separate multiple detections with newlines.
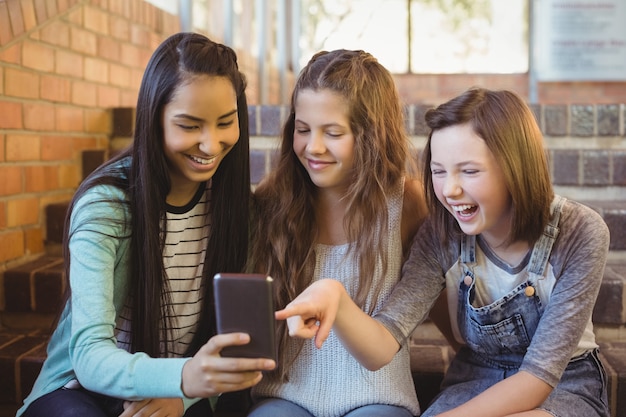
247, 49, 428, 417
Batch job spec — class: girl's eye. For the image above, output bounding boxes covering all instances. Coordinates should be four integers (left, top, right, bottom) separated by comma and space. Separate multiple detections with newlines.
463, 169, 479, 175
178, 124, 198, 131
326, 132, 342, 138
295, 128, 310, 134
218, 120, 235, 128
431, 169, 445, 175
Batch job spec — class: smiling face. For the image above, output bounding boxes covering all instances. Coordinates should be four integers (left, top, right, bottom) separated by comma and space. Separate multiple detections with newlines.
430, 122, 513, 247
162, 75, 239, 205
292, 88, 355, 193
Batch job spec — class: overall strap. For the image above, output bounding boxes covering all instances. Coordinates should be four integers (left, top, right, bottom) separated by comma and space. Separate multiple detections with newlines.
461, 233, 476, 264
527, 195, 566, 278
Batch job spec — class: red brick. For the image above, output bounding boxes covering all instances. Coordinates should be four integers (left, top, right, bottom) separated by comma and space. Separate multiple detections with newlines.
40, 74, 71, 103
130, 24, 150, 47
7, 197, 40, 227
22, 40, 55, 72
33, 0, 48, 24
7, 0, 25, 37
0, 40, 22, 64
84, 5, 108, 34
0, 100, 24, 129
24, 165, 59, 192
20, 0, 37, 31
162, 13, 180, 35
41, 135, 74, 161
40, 20, 69, 47
120, 43, 142, 68
109, 63, 131, 87
56, 105, 84, 132
65, 4, 81, 24
0, 166, 23, 196
58, 163, 80, 188
6, 134, 40, 161
25, 227, 44, 256
84, 108, 111, 134
0, 230, 25, 262
110, 16, 130, 41
72, 136, 98, 152
120, 89, 138, 107
57, 0, 71, 14
109, 0, 131, 18
97, 35, 120, 61
55, 49, 83, 78
23, 102, 55, 131
5, 68, 39, 99
71, 80, 97, 107
97, 84, 121, 108
0, 2, 11, 45
70, 26, 97, 56
0, 134, 4, 162
45, 0, 57, 16
0, 201, 6, 229
84, 56, 109, 83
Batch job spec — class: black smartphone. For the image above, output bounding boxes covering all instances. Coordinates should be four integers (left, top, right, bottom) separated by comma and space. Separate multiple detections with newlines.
213, 273, 276, 360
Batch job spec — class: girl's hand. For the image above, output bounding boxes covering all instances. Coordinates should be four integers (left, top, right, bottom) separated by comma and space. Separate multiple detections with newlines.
180, 333, 276, 399
119, 398, 183, 417
275, 279, 346, 349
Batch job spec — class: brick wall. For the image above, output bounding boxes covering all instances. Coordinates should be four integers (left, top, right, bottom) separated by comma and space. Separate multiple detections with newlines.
394, 73, 626, 105
0, 0, 181, 272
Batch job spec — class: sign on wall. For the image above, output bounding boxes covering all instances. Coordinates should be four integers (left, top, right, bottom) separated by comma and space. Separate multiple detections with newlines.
533, 0, 626, 81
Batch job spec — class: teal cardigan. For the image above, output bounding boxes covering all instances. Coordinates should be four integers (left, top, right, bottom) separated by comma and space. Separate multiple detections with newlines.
18, 182, 202, 415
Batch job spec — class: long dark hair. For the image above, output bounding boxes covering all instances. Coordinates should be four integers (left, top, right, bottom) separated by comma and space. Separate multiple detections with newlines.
62, 32, 251, 357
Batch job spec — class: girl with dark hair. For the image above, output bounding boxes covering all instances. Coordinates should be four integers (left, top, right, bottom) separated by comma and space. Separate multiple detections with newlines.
278, 88, 610, 417
18, 32, 275, 417
246, 49, 428, 417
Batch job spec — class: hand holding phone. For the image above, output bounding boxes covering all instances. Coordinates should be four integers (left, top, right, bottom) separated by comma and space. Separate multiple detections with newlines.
213, 273, 277, 360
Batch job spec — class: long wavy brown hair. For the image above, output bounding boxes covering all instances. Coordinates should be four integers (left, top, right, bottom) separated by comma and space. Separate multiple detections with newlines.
247, 49, 412, 380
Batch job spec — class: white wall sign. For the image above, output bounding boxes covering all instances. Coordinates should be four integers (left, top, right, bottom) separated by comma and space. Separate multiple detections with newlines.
534, 0, 626, 81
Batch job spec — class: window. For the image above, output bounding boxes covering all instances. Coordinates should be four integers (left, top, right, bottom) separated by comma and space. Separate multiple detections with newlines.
299, 0, 529, 74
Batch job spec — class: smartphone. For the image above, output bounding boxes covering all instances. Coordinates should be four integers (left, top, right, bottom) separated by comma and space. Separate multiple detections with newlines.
213, 273, 276, 360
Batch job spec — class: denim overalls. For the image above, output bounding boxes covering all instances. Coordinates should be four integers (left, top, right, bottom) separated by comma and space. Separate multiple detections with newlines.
422, 197, 609, 417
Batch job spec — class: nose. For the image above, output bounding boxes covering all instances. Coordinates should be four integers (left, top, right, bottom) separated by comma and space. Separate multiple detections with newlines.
442, 175, 462, 198
198, 128, 222, 156
306, 130, 326, 154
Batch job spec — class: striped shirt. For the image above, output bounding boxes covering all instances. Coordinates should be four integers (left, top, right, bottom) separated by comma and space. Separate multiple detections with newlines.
116, 182, 211, 357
